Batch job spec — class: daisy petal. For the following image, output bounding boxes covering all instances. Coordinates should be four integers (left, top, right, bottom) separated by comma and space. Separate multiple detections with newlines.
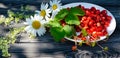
38, 27, 46, 36
31, 29, 36, 36
35, 10, 40, 14
58, 0, 61, 3
45, 3, 48, 9
24, 22, 28, 25
30, 16, 34, 20
51, 11, 58, 19
41, 3, 44, 10
50, 1, 53, 6
45, 16, 49, 21
25, 26, 31, 31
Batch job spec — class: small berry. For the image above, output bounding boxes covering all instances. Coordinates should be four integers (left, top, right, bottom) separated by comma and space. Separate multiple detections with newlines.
72, 45, 77, 51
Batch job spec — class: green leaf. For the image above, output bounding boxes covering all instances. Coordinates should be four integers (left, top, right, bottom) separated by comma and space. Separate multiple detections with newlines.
50, 27, 65, 42
63, 25, 76, 37
65, 13, 80, 25
70, 7, 85, 16
55, 9, 69, 21
15, 18, 20, 23
7, 10, 15, 17
81, 28, 88, 36
91, 42, 96, 47
103, 46, 109, 51
78, 41, 83, 46
47, 20, 61, 27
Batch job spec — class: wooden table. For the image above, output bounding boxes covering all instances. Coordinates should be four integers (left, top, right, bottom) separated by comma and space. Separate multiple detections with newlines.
0, 0, 120, 58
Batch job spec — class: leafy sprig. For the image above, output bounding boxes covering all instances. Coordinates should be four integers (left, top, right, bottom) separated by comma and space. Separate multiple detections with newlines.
50, 25, 75, 42
0, 27, 25, 57
7, 27, 25, 44
0, 37, 11, 57
4, 10, 34, 25
0, 5, 33, 57
48, 7, 85, 42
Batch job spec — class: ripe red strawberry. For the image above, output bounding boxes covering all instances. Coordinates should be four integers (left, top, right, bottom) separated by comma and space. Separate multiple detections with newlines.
72, 45, 77, 51
60, 20, 66, 27
76, 6, 111, 42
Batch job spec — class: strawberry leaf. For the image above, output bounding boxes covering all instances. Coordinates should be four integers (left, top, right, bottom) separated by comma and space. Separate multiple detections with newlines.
70, 7, 85, 16
65, 14, 80, 25
63, 25, 76, 37
50, 27, 65, 42
55, 9, 69, 21
47, 20, 61, 27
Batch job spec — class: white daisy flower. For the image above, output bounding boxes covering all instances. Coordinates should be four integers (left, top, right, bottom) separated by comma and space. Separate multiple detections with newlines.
35, 3, 51, 21
50, 0, 62, 18
24, 15, 46, 36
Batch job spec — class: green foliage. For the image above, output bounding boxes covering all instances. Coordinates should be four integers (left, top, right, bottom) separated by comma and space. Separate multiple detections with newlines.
50, 27, 65, 42
91, 42, 96, 47
4, 17, 14, 25
49, 25, 76, 42
65, 13, 80, 25
4, 10, 21, 25
47, 20, 61, 27
63, 25, 75, 37
70, 7, 85, 16
0, 5, 34, 57
48, 7, 85, 42
55, 9, 69, 21
0, 27, 25, 57
0, 37, 11, 57
78, 41, 83, 46
4, 7, 34, 25
21, 5, 31, 11
81, 28, 88, 36
64, 7, 85, 25
8, 27, 25, 44
103, 46, 109, 51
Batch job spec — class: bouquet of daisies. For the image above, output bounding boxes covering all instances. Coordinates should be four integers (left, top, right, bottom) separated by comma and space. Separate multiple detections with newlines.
24, 0, 62, 37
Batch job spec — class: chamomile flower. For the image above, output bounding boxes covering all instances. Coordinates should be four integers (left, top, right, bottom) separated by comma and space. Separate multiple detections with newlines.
50, 0, 62, 18
24, 15, 46, 36
35, 3, 51, 21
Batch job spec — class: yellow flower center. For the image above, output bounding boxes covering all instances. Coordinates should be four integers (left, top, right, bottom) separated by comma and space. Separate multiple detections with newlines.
40, 10, 46, 17
52, 4, 58, 10
32, 20, 41, 30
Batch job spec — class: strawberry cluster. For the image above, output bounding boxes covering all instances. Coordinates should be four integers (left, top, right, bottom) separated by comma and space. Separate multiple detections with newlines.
75, 6, 112, 41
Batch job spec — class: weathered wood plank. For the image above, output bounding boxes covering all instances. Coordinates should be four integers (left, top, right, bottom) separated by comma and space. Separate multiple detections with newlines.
0, 0, 120, 6
5, 42, 120, 58
1, 52, 119, 58
10, 52, 65, 58
0, 0, 50, 5
9, 42, 120, 52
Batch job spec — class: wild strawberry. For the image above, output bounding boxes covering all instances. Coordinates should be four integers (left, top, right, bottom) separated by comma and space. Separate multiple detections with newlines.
90, 7, 96, 11
72, 45, 77, 51
60, 20, 66, 27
